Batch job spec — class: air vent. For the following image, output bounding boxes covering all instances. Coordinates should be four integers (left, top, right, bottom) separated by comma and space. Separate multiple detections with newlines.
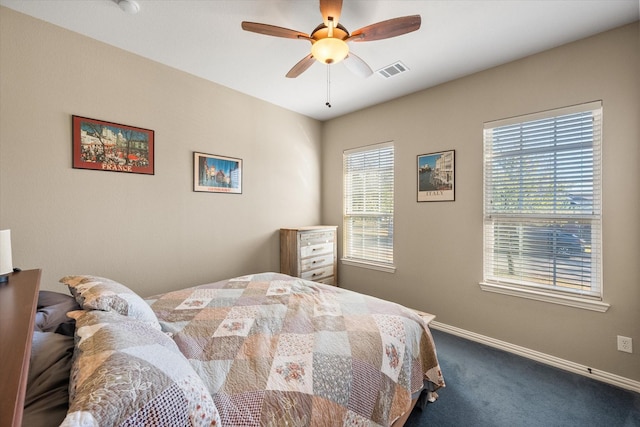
376, 61, 409, 79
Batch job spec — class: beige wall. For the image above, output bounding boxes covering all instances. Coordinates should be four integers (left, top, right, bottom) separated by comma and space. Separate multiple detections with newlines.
0, 7, 323, 296
322, 22, 640, 381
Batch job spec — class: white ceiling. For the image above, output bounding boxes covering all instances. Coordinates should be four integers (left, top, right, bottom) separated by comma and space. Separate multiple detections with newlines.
1, 0, 638, 121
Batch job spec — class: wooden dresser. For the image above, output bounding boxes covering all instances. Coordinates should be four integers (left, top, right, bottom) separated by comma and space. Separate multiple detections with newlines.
280, 226, 338, 286
0, 269, 41, 427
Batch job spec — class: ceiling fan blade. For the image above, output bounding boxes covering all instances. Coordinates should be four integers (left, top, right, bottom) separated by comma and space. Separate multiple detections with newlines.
348, 15, 421, 42
319, 0, 343, 26
286, 54, 316, 78
343, 53, 373, 78
241, 21, 310, 40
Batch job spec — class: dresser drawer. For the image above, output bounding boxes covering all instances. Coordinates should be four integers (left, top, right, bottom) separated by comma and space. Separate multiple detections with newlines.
300, 253, 334, 272
300, 242, 333, 258
300, 231, 335, 245
301, 265, 334, 282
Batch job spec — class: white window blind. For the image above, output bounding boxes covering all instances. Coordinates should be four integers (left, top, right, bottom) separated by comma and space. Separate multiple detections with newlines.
483, 101, 602, 299
343, 142, 394, 268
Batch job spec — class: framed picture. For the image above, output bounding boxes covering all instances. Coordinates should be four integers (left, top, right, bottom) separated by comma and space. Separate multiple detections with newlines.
72, 116, 154, 175
417, 150, 455, 202
194, 152, 242, 194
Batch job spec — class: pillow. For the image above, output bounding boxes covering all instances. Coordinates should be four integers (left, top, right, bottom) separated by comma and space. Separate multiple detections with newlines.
60, 310, 220, 427
35, 291, 80, 336
60, 275, 160, 330
23, 331, 75, 427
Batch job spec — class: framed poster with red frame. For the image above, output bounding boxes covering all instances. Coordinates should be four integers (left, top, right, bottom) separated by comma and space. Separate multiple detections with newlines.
72, 115, 154, 175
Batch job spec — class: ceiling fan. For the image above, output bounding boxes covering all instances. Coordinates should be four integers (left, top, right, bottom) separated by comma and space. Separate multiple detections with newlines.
241, 0, 421, 78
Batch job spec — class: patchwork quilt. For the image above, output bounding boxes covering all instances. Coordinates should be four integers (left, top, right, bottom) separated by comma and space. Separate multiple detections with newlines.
147, 272, 444, 426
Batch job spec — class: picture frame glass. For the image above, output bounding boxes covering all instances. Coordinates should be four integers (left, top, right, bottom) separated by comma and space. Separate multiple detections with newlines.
417, 150, 455, 202
193, 152, 242, 194
72, 115, 154, 175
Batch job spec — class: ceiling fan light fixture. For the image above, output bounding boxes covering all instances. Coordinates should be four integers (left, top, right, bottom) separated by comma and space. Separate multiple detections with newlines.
117, 0, 140, 14
311, 38, 349, 64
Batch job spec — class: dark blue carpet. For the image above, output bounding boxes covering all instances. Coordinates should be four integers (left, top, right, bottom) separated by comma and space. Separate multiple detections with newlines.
406, 329, 640, 427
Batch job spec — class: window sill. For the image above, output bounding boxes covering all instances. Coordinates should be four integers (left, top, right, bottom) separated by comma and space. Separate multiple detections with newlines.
341, 259, 396, 273
479, 281, 610, 312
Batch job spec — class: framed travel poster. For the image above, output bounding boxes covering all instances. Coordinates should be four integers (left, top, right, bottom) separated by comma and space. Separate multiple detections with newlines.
72, 115, 154, 175
194, 151, 242, 194
417, 150, 455, 202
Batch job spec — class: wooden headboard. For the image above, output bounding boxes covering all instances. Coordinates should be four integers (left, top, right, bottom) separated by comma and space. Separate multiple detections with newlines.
0, 269, 41, 427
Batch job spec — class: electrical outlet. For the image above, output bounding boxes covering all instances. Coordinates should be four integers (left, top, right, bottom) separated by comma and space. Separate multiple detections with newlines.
617, 336, 633, 353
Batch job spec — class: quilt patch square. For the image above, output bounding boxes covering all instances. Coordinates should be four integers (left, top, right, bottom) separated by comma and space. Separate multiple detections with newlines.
344, 410, 373, 427
276, 333, 314, 356
250, 316, 284, 337
373, 314, 407, 344
206, 335, 245, 361
261, 391, 313, 426
213, 318, 254, 337
175, 297, 213, 310
372, 375, 396, 425
215, 288, 245, 299
313, 331, 351, 356
281, 310, 314, 334
214, 389, 264, 425
226, 305, 261, 320
313, 301, 342, 317
312, 314, 346, 332
344, 314, 380, 332
380, 335, 405, 382
348, 359, 382, 420
258, 303, 288, 319
348, 330, 383, 367
193, 307, 220, 321
312, 353, 352, 406
223, 357, 272, 393
267, 280, 292, 296
187, 358, 234, 394
266, 354, 314, 394
309, 397, 348, 427
173, 320, 221, 359
236, 292, 268, 307
237, 334, 279, 360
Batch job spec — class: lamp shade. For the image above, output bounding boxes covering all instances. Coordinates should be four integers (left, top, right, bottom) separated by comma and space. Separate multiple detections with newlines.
0, 229, 13, 276
311, 38, 349, 64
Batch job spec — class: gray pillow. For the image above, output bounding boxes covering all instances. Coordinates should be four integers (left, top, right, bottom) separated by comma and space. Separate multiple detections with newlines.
23, 331, 74, 427
35, 291, 80, 335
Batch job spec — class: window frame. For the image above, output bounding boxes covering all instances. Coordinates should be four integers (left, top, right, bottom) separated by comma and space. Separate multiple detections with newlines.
342, 141, 396, 273
481, 101, 608, 312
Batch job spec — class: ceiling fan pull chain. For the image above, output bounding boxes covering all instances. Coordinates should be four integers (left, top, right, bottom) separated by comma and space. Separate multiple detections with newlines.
326, 64, 332, 108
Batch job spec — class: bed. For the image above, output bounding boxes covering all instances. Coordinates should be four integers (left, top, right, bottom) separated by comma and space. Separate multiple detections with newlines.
20, 271, 444, 426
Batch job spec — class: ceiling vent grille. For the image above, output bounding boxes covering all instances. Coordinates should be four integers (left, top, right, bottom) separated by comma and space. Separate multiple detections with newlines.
376, 61, 409, 79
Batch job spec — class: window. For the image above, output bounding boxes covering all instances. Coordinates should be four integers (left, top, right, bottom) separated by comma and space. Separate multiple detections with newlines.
482, 101, 606, 311
343, 142, 395, 272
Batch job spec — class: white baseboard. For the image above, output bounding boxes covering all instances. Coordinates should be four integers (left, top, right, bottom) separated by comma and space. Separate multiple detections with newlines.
430, 321, 640, 394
